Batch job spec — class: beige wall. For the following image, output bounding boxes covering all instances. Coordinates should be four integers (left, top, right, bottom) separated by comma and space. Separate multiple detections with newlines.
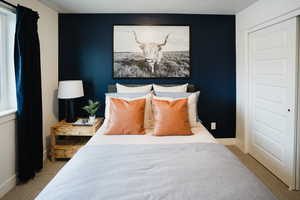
0, 0, 58, 197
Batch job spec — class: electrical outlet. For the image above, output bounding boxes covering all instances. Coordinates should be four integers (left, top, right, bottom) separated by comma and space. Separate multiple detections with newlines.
211, 122, 216, 130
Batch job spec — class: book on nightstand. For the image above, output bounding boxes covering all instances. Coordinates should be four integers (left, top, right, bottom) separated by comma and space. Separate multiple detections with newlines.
72, 118, 94, 126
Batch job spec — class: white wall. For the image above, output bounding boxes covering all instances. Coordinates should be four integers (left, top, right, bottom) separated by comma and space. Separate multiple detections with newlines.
0, 0, 58, 197
0, 115, 16, 197
236, 0, 300, 152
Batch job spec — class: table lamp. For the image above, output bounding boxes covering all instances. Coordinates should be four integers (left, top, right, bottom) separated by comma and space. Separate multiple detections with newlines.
58, 80, 84, 123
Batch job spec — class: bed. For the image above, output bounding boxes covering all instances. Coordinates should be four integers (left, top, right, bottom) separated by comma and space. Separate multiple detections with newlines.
35, 84, 277, 200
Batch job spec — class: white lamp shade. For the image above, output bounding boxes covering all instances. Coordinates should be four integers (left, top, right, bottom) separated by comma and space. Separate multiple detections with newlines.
58, 80, 84, 99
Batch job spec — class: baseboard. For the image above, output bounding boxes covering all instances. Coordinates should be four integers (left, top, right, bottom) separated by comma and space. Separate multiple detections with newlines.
0, 175, 16, 198
43, 150, 47, 162
235, 139, 246, 153
216, 138, 236, 145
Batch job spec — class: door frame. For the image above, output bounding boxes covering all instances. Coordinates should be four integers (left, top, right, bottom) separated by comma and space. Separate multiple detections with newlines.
295, 18, 300, 190
245, 17, 300, 190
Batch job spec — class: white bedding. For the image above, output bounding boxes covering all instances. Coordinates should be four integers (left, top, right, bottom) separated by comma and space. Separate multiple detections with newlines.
87, 122, 217, 145
36, 123, 277, 200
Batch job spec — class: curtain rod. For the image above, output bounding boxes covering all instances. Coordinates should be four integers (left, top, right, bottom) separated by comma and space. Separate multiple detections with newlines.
0, 0, 16, 9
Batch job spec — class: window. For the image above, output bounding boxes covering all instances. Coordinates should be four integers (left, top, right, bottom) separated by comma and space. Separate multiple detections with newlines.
0, 7, 16, 113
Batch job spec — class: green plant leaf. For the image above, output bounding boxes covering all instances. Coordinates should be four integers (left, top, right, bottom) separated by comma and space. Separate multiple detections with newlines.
91, 107, 98, 115
82, 99, 100, 116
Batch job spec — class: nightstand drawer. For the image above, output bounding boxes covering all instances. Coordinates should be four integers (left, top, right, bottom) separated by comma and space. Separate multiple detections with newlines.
54, 145, 82, 158
52, 119, 102, 136
53, 129, 96, 136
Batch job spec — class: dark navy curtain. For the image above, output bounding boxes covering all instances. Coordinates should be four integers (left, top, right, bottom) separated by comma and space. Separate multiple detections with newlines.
14, 5, 43, 183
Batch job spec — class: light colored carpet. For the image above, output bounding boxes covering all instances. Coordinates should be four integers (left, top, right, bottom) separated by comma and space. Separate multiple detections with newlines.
1, 146, 299, 200
227, 146, 300, 200
1, 161, 65, 200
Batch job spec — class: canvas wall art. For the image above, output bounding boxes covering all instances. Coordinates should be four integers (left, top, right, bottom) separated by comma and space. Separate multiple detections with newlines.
113, 25, 190, 78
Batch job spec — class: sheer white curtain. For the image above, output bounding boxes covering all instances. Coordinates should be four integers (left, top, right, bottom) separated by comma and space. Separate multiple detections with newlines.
0, 7, 16, 113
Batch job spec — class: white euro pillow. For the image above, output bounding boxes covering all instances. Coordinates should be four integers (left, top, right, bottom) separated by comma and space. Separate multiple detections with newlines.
116, 83, 152, 93
153, 83, 188, 93
103, 93, 153, 129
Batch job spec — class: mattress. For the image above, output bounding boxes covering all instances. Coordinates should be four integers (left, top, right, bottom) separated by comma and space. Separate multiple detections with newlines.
88, 122, 217, 145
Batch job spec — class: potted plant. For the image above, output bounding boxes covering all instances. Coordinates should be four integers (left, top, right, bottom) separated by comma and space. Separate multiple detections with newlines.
82, 99, 100, 124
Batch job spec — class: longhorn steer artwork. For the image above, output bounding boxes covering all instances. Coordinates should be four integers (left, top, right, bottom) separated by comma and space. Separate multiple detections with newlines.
113, 25, 190, 78
133, 31, 170, 73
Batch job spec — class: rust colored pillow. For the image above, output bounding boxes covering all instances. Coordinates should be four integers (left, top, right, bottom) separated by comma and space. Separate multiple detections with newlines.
103, 98, 146, 135
152, 98, 192, 136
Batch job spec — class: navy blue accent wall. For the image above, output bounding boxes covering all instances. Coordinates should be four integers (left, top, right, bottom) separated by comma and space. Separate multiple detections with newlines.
59, 14, 236, 138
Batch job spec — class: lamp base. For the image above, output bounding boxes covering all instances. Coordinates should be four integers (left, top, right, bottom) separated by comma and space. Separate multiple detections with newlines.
65, 99, 76, 123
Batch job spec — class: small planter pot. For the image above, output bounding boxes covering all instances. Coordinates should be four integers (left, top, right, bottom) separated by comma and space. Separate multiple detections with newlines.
89, 116, 96, 124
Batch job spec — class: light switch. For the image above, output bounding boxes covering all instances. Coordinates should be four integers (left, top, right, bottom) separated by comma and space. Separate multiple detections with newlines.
211, 122, 216, 130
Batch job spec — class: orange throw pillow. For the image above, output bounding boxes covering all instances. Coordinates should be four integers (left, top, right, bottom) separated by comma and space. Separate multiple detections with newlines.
152, 98, 192, 136
103, 97, 146, 135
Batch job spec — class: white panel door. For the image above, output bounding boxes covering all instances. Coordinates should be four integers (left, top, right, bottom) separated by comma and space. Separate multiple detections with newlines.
249, 18, 298, 188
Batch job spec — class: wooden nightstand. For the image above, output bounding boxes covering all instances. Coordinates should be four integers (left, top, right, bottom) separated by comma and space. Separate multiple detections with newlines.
50, 117, 104, 161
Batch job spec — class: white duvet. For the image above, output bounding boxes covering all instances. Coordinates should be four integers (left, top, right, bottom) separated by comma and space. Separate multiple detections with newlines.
36, 123, 277, 200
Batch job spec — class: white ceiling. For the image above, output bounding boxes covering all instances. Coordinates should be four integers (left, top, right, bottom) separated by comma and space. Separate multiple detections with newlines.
40, 0, 258, 14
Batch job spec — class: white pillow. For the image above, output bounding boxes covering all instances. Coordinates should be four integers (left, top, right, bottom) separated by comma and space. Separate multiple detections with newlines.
103, 93, 153, 129
153, 84, 188, 93
153, 91, 200, 127
116, 83, 152, 93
